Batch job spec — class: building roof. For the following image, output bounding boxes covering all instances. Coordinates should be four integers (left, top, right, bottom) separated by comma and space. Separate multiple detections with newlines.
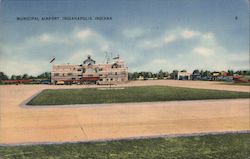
83, 55, 96, 65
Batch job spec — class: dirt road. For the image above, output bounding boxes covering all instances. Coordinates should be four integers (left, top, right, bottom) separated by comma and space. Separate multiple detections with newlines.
0, 80, 249, 145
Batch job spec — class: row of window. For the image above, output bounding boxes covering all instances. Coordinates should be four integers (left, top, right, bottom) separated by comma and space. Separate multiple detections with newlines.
53, 73, 81, 77
100, 72, 127, 76
54, 68, 82, 71
54, 67, 126, 73
53, 72, 127, 77
54, 72, 127, 76
99, 78, 125, 82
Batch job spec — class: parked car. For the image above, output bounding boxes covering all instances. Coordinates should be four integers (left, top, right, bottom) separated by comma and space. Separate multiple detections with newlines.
56, 81, 64, 85
40, 80, 51, 84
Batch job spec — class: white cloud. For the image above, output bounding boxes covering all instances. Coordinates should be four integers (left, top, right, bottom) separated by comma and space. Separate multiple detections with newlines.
181, 29, 200, 39
132, 59, 171, 72
75, 28, 96, 40
0, 58, 48, 76
69, 49, 94, 62
0, 27, 114, 76
163, 34, 177, 44
122, 28, 144, 38
202, 32, 214, 40
39, 34, 53, 43
100, 44, 110, 52
73, 27, 112, 54
137, 28, 210, 50
29, 33, 72, 45
0, 26, 248, 76
138, 40, 161, 49
193, 47, 214, 57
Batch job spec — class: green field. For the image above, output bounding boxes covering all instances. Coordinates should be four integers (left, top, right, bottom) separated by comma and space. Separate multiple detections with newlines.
27, 86, 250, 105
0, 133, 249, 159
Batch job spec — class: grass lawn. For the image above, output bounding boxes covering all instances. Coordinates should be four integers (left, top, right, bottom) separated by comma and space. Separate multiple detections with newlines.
27, 86, 249, 105
0, 133, 249, 159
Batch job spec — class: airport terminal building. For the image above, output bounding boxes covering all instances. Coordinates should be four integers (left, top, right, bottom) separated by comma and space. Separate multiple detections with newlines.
51, 55, 128, 85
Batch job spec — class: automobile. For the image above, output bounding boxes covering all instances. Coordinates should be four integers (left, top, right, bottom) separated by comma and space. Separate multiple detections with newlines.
64, 81, 72, 85
56, 81, 64, 85
223, 76, 233, 82
40, 80, 51, 84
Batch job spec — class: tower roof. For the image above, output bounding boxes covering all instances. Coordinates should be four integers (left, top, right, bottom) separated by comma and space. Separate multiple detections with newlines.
83, 55, 96, 65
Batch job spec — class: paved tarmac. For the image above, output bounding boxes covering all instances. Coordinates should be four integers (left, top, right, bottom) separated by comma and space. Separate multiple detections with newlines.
0, 80, 249, 145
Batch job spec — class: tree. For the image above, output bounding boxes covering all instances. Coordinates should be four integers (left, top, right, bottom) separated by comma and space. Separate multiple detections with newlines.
247, 70, 250, 75
170, 70, 178, 79
147, 72, 153, 78
29, 75, 36, 79
193, 69, 200, 75
163, 71, 169, 78
139, 72, 145, 78
157, 70, 164, 79
11, 75, 16, 80
152, 73, 157, 78
128, 73, 133, 80
203, 70, 211, 77
16, 75, 22, 80
200, 70, 204, 77
0, 72, 9, 80
142, 72, 148, 79
37, 72, 51, 79
22, 73, 29, 80
132, 72, 139, 80
227, 70, 234, 76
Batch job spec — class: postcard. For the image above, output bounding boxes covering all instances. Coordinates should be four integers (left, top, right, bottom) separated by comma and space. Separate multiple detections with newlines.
0, 0, 249, 158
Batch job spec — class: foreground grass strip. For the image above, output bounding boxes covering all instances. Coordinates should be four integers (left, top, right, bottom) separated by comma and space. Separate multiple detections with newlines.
27, 86, 250, 105
0, 133, 250, 159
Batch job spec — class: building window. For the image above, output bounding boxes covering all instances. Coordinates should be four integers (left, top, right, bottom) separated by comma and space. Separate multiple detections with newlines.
86, 68, 95, 73
68, 73, 72, 76
82, 68, 86, 73
54, 73, 59, 76
112, 63, 118, 68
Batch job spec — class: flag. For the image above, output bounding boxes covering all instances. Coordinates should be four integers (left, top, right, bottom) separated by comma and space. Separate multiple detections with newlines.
113, 55, 119, 60
50, 57, 56, 63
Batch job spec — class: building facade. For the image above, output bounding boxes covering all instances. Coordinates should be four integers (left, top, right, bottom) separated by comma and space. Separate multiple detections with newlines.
177, 71, 191, 80
51, 55, 128, 84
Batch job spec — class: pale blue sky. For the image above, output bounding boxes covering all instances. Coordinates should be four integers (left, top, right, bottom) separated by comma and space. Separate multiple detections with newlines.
0, 0, 249, 76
